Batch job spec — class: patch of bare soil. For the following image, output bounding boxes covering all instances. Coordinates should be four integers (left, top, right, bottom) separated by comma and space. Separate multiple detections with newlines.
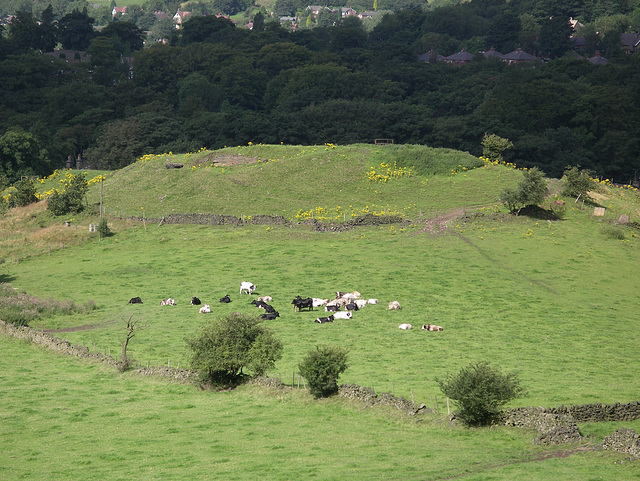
414, 208, 465, 236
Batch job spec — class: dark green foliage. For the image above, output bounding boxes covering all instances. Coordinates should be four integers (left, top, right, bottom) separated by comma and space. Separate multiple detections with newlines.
10, 178, 38, 207
562, 166, 595, 200
501, 167, 548, 214
98, 217, 111, 237
437, 362, 525, 427
186, 312, 283, 386
298, 345, 349, 398
46, 172, 88, 216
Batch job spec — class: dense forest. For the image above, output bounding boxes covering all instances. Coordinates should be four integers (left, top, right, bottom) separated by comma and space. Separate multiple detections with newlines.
1, 0, 640, 186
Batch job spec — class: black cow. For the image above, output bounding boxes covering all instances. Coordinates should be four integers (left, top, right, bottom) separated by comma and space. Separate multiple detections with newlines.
325, 305, 340, 312
345, 302, 359, 311
314, 315, 334, 324
251, 299, 268, 309
191, 297, 202, 305
259, 311, 280, 320
219, 295, 231, 303
129, 297, 143, 304
292, 296, 313, 312
264, 304, 276, 313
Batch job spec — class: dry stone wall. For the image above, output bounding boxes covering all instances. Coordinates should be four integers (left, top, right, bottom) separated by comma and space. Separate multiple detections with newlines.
338, 384, 429, 416
0, 320, 197, 383
603, 428, 640, 457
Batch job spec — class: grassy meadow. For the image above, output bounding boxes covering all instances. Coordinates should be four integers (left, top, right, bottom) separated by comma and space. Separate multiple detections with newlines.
1, 144, 640, 479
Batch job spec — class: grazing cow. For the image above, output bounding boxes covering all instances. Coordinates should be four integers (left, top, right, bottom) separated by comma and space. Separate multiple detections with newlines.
388, 301, 401, 310
259, 311, 280, 320
333, 311, 352, 319
291, 296, 313, 312
314, 315, 335, 324
257, 295, 273, 303
398, 323, 413, 330
219, 294, 231, 303
239, 282, 256, 295
312, 298, 329, 307
325, 305, 340, 312
367, 299, 379, 305
160, 298, 175, 306
199, 305, 211, 313
421, 324, 443, 331
345, 302, 359, 311
191, 297, 202, 305
354, 299, 368, 309
129, 297, 143, 304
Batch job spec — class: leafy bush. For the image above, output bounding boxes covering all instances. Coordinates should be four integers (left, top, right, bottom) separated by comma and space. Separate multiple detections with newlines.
562, 166, 595, 200
436, 361, 525, 427
482, 133, 513, 162
186, 312, 283, 386
501, 167, 548, 215
10, 178, 38, 207
298, 344, 349, 398
97, 217, 112, 237
47, 172, 89, 216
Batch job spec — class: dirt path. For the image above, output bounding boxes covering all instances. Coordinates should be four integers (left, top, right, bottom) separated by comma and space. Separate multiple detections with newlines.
414, 207, 466, 236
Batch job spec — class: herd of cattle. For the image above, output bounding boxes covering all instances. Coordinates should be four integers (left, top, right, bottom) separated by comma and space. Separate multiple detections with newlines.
127, 281, 443, 331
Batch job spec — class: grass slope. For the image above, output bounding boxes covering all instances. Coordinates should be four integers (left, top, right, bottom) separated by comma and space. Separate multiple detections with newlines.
1, 144, 640, 479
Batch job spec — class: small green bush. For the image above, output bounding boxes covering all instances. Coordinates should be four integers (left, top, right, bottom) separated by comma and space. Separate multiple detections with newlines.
47, 172, 88, 216
186, 312, 283, 386
501, 167, 548, 215
11, 178, 38, 207
562, 166, 595, 200
437, 361, 524, 427
98, 217, 112, 237
298, 345, 349, 398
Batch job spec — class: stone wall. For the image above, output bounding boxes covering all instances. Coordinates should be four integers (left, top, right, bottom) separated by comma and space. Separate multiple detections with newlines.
503, 406, 582, 445
0, 320, 198, 383
338, 384, 429, 416
603, 428, 640, 457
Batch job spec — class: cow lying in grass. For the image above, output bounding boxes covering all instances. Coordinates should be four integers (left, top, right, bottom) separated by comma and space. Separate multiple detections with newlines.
315, 315, 334, 324
398, 323, 412, 330
160, 298, 175, 306
421, 324, 443, 331
199, 305, 211, 313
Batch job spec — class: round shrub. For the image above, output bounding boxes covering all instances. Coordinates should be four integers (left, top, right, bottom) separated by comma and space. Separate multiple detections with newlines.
298, 344, 349, 398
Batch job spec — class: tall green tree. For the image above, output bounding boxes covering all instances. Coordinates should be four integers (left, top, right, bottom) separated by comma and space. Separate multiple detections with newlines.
58, 8, 95, 50
0, 131, 50, 183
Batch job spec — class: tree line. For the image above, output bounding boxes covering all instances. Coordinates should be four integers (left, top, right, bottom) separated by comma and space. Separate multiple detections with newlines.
1, 1, 640, 186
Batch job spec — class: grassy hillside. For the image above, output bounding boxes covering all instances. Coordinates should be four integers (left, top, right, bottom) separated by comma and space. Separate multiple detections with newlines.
1, 143, 640, 479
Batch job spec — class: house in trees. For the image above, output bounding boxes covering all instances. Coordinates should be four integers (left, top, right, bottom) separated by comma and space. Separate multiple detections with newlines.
417, 48, 444, 63
620, 33, 640, 54
341, 8, 357, 17
482, 47, 503, 59
501, 48, 537, 64
112, 6, 127, 17
358, 11, 376, 19
588, 51, 608, 64
443, 49, 474, 66
173, 9, 190, 28
306, 6, 325, 18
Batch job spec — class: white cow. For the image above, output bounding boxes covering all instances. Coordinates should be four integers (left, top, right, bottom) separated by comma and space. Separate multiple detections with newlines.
367, 298, 379, 305
199, 304, 211, 313
239, 282, 256, 295
257, 295, 272, 303
398, 323, 412, 330
160, 298, 175, 306
354, 299, 368, 309
421, 324, 443, 331
312, 298, 329, 307
388, 301, 401, 310
333, 311, 352, 319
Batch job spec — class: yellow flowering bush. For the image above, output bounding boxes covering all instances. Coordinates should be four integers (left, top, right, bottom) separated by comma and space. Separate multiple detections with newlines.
366, 161, 411, 182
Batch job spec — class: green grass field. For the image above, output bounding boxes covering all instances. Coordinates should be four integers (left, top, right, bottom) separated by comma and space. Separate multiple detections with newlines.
1, 144, 640, 479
